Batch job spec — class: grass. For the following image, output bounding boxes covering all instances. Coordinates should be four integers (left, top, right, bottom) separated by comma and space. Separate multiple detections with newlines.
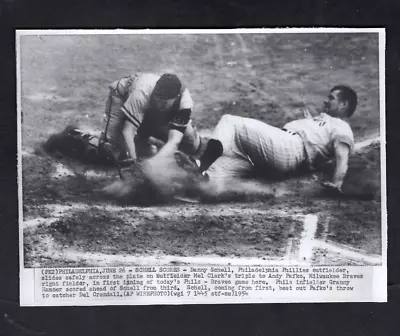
20, 32, 380, 150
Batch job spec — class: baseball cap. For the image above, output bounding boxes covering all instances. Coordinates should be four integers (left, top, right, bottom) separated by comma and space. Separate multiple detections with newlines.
153, 73, 182, 100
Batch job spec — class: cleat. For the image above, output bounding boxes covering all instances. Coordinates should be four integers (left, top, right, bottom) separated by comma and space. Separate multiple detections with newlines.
199, 139, 223, 173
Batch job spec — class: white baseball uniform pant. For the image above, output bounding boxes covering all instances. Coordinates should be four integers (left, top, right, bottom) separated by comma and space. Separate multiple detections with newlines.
207, 114, 307, 182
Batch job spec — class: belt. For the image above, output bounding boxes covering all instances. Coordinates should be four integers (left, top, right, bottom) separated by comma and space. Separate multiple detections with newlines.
282, 128, 299, 136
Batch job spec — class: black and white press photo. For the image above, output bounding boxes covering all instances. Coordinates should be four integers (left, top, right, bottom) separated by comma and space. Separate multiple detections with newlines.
18, 29, 386, 305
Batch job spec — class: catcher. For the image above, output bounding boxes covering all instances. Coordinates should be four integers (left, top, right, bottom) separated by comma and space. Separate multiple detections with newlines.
42, 72, 206, 173
99, 72, 205, 163
196, 85, 358, 196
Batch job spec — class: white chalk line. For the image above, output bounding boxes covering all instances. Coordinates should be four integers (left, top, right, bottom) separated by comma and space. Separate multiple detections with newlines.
34, 239, 381, 267
39, 203, 307, 217
236, 34, 257, 76
21, 150, 35, 157
24, 202, 382, 266
25, 93, 70, 102
23, 203, 305, 230
25, 210, 381, 265
212, 35, 226, 70
24, 217, 62, 229
288, 214, 381, 265
284, 219, 297, 261
297, 214, 319, 262
51, 163, 76, 178
354, 135, 380, 152
320, 215, 330, 241
50, 162, 109, 180
313, 240, 382, 265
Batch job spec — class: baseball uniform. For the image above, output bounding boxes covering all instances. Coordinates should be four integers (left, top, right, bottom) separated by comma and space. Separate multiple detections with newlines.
207, 113, 354, 183
283, 112, 354, 169
100, 72, 200, 159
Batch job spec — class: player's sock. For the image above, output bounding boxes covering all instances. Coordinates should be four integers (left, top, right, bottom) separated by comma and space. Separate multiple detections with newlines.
199, 139, 223, 173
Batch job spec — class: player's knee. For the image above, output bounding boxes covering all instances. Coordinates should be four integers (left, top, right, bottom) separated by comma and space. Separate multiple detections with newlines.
219, 114, 240, 126
220, 114, 234, 122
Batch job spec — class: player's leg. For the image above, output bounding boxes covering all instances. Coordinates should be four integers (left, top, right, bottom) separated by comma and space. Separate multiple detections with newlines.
203, 114, 254, 183
198, 139, 223, 173
238, 117, 306, 174
99, 81, 128, 161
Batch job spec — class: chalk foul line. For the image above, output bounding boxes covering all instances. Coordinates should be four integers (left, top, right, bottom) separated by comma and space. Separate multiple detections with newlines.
313, 240, 382, 265
291, 214, 381, 265
354, 135, 380, 152
297, 214, 318, 262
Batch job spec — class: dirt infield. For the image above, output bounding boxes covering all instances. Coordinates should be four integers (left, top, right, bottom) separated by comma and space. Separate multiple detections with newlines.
23, 141, 382, 267
20, 32, 382, 267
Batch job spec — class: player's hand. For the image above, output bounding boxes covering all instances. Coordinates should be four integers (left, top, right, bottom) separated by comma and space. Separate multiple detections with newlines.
301, 108, 313, 119
320, 181, 343, 196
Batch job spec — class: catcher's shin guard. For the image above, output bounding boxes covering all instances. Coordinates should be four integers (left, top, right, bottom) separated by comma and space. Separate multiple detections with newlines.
43, 125, 96, 162
199, 139, 223, 173
98, 139, 125, 179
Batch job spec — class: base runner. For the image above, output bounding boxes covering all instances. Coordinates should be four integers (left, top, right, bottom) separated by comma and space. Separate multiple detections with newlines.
198, 85, 358, 195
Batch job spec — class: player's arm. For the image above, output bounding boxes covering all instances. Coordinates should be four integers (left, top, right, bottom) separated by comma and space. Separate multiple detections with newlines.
154, 89, 193, 158
122, 120, 138, 159
321, 142, 350, 193
331, 142, 350, 189
120, 89, 146, 159
320, 121, 354, 194
155, 129, 185, 158
155, 108, 191, 157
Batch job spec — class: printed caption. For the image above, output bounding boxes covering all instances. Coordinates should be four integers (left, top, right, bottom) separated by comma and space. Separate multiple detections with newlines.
37, 266, 368, 301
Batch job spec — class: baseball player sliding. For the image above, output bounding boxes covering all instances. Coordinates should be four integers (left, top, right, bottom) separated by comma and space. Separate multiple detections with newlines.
99, 72, 205, 163
196, 85, 358, 195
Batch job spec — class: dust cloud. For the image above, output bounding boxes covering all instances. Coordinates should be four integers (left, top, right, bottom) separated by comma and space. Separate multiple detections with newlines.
102, 153, 283, 204
196, 177, 283, 203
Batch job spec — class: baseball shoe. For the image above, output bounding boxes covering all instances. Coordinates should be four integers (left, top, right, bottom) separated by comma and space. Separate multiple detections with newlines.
199, 139, 223, 173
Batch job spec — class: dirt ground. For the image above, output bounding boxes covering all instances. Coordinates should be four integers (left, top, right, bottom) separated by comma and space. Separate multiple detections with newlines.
20, 32, 383, 267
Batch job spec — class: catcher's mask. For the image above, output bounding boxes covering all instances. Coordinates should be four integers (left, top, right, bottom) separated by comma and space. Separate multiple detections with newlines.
153, 73, 182, 100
